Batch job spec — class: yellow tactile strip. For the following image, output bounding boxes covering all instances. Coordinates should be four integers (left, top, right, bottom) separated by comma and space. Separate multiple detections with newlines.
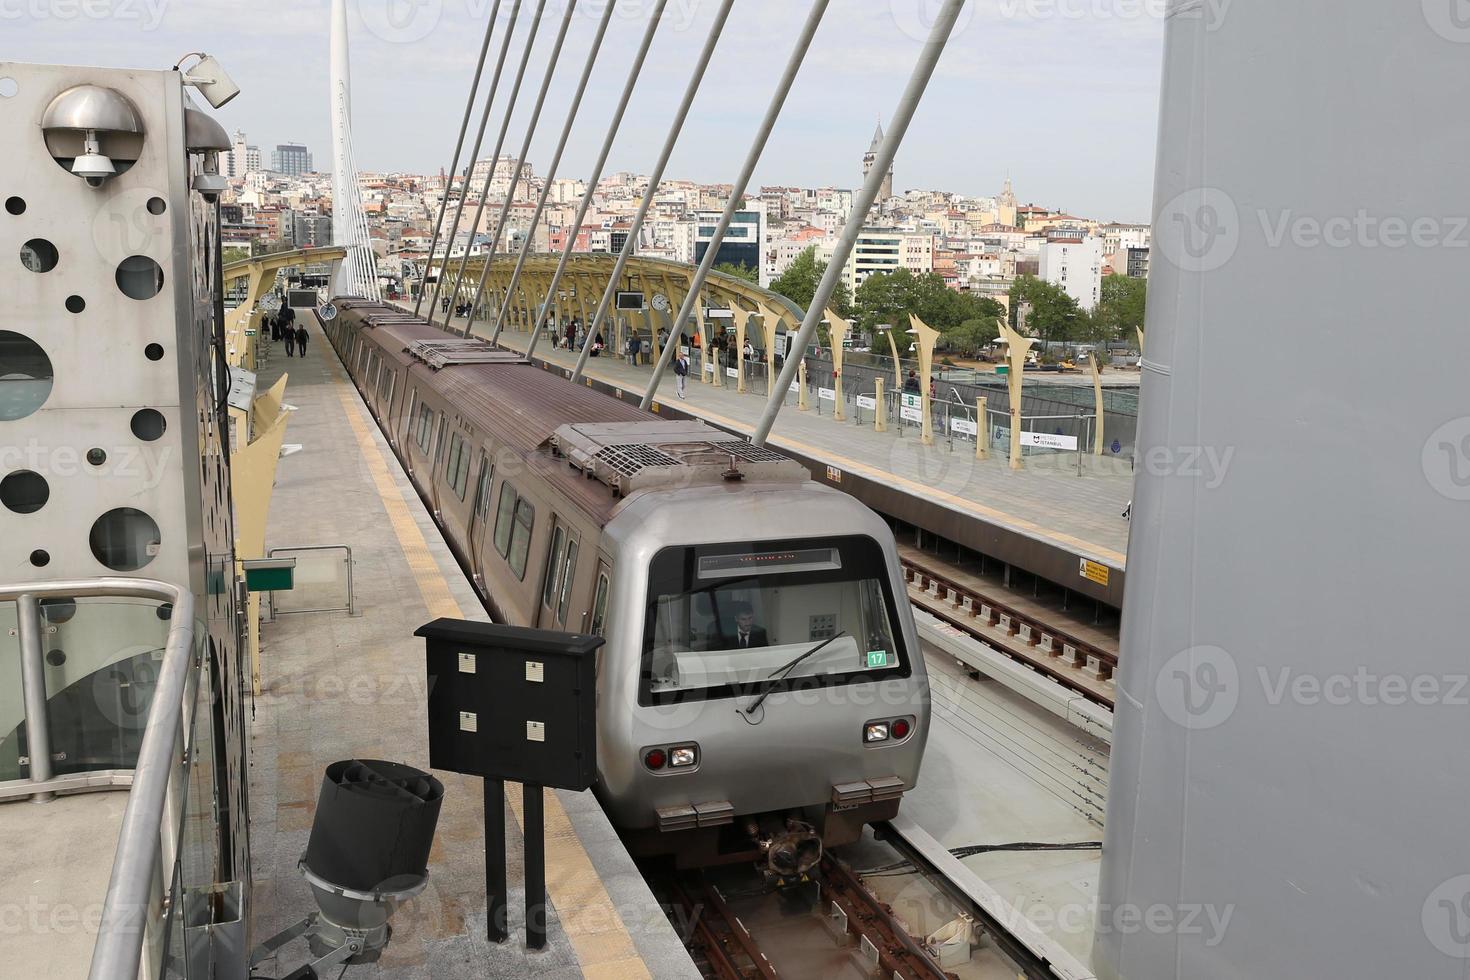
324, 344, 652, 977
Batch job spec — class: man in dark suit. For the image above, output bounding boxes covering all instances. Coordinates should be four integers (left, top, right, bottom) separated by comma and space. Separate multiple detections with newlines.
708, 602, 768, 650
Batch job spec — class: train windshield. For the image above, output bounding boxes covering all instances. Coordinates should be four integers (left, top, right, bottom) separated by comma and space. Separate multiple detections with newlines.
640, 534, 908, 704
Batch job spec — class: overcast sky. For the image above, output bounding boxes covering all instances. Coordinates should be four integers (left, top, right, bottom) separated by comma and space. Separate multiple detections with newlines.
9, 0, 1165, 220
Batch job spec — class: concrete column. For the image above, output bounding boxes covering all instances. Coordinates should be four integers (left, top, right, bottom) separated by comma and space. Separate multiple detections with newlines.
797, 359, 808, 411
875, 376, 887, 432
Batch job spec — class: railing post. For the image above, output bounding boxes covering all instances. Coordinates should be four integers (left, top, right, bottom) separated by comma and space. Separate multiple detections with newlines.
16, 594, 54, 803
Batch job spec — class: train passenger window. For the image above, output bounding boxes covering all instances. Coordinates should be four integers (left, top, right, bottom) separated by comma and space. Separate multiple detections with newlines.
446, 433, 471, 500
542, 525, 567, 610
557, 539, 579, 625
508, 498, 535, 580
472, 454, 493, 519
590, 566, 611, 637
378, 368, 394, 405
638, 535, 907, 705
493, 483, 517, 557
433, 413, 448, 470
414, 402, 433, 451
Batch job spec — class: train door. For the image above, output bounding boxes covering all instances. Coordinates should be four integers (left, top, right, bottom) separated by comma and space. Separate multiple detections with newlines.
429, 411, 448, 516
537, 516, 580, 630
403, 387, 418, 470
466, 451, 493, 589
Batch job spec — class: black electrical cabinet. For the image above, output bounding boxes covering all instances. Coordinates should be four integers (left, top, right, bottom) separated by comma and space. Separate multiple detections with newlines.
417, 618, 600, 790
415, 618, 603, 949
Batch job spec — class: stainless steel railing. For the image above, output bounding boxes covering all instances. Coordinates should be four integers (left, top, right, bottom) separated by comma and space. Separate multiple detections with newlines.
0, 577, 196, 980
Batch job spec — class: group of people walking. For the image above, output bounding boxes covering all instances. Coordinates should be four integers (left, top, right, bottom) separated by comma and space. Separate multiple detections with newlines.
268, 299, 310, 358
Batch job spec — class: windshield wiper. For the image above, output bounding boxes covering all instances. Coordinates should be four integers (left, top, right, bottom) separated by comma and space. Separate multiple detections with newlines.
740, 631, 848, 718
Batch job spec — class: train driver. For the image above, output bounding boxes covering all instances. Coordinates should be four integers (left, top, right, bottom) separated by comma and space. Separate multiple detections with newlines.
707, 601, 769, 650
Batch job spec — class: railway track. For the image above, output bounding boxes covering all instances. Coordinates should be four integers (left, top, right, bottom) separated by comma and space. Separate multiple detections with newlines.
664, 855, 956, 980
898, 555, 1118, 710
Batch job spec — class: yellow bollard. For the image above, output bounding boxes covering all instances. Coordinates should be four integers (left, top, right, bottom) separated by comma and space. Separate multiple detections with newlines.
875, 377, 887, 432
797, 360, 809, 411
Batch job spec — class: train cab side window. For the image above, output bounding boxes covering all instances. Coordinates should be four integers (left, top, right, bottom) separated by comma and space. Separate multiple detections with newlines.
493, 483, 517, 558
590, 566, 611, 636
508, 498, 536, 580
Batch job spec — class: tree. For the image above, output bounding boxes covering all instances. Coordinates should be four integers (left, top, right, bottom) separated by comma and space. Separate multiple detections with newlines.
769, 246, 853, 319
1089, 274, 1147, 341
1008, 275, 1084, 345
223, 246, 251, 267
940, 317, 998, 357
713, 260, 758, 284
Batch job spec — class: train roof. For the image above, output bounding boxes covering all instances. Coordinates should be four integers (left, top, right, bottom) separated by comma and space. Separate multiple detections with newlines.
334, 299, 810, 524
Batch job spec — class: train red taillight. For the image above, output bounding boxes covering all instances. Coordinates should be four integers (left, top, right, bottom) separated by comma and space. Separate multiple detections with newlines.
644, 749, 667, 771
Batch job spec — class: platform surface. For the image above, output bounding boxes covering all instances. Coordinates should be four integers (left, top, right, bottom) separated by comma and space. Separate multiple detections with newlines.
0, 790, 127, 978
425, 310, 1133, 570
246, 320, 698, 979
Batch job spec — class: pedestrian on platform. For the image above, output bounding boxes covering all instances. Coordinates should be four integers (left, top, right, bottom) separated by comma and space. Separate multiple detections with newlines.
283, 327, 296, 357
295, 325, 309, 357
626, 333, 639, 367
674, 351, 690, 399
591, 332, 604, 357
904, 370, 921, 394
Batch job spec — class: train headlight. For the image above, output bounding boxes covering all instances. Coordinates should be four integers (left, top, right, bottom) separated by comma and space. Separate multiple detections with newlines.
864, 722, 890, 743
669, 746, 698, 768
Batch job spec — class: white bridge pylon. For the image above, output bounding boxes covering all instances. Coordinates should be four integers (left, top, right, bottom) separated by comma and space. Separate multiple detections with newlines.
329, 0, 381, 300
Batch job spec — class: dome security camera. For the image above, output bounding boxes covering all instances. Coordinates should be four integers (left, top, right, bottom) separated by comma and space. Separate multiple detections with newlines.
71, 130, 116, 186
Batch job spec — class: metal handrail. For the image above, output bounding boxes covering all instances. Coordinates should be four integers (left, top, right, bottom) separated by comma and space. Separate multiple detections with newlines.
0, 578, 195, 980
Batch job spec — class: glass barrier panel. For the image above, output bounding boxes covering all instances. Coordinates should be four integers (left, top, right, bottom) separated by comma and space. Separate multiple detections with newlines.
35, 597, 172, 777
269, 548, 351, 616
0, 601, 24, 781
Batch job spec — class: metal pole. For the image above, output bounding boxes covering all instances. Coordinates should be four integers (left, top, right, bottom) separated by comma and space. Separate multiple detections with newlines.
751, 0, 966, 447
471, 0, 615, 350
426, 0, 525, 324
571, 0, 736, 383
442, 0, 550, 332
413, 9, 499, 316
639, 0, 831, 409
508, 0, 669, 355
16, 594, 53, 802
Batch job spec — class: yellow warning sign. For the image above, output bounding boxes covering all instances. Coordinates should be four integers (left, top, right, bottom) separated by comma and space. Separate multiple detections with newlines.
1079, 558, 1111, 586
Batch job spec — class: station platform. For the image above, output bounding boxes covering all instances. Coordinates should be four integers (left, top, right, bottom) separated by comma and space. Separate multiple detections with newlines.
246, 319, 699, 979
416, 308, 1132, 605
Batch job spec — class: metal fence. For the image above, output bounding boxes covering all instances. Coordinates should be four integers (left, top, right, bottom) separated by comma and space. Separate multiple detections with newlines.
264, 545, 356, 619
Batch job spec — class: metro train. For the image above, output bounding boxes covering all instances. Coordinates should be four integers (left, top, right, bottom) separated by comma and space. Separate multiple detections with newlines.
320, 299, 930, 874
